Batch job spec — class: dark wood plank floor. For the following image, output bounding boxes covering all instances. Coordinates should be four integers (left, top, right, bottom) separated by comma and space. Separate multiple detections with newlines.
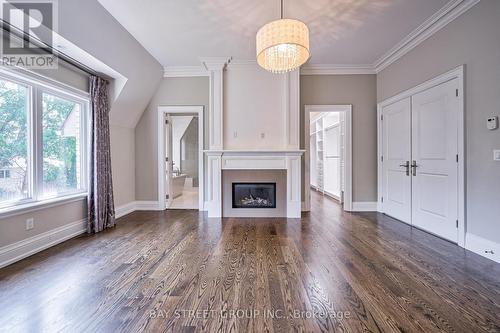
1, 192, 499, 333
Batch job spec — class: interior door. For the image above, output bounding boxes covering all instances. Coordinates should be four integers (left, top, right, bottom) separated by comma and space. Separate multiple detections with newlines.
382, 98, 412, 223
324, 123, 341, 200
165, 114, 174, 209
411, 79, 459, 242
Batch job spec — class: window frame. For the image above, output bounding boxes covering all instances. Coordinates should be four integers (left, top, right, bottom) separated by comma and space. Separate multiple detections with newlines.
0, 68, 90, 212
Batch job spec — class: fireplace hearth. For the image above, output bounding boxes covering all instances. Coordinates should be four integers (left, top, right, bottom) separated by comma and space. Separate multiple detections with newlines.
232, 183, 276, 209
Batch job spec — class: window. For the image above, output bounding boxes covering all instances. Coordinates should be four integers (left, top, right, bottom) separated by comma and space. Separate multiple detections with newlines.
0, 170, 11, 178
42, 93, 83, 198
0, 70, 89, 210
0, 79, 29, 204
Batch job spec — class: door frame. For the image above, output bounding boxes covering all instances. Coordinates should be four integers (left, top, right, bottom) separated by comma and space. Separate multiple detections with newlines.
304, 105, 353, 212
377, 65, 465, 247
157, 106, 204, 211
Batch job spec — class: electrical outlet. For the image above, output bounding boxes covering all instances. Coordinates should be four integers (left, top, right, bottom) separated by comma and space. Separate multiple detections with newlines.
26, 218, 34, 230
260, 133, 265, 139
494, 150, 500, 161
233, 131, 238, 138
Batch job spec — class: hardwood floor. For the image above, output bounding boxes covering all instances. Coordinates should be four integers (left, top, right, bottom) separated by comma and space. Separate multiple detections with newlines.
1, 192, 499, 333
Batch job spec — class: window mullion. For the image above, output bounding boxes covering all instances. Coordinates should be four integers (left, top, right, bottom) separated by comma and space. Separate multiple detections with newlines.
34, 87, 43, 200
28, 85, 36, 202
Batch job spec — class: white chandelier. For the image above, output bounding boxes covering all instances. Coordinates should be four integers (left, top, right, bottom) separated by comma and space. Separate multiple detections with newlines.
256, 0, 310, 74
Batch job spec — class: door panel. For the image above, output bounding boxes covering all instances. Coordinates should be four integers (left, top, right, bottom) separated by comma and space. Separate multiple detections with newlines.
411, 79, 459, 242
382, 98, 412, 223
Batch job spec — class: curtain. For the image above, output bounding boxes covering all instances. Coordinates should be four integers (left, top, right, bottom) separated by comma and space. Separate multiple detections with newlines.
87, 76, 115, 233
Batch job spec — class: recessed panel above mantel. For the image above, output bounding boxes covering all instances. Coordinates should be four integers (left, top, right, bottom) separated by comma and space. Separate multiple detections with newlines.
224, 63, 286, 150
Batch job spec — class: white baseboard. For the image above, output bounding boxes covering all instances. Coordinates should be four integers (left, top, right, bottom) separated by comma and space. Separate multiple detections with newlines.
352, 202, 378, 212
0, 219, 87, 269
466, 233, 500, 264
135, 201, 161, 211
115, 201, 137, 219
115, 201, 161, 219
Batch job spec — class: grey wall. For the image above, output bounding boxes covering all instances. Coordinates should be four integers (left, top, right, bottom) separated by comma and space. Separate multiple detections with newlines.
301, 75, 378, 202
135, 77, 209, 201
58, 0, 163, 128
0, 0, 162, 248
377, 0, 500, 244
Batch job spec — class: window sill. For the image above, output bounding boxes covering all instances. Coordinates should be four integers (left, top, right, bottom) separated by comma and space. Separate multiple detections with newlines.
0, 193, 88, 220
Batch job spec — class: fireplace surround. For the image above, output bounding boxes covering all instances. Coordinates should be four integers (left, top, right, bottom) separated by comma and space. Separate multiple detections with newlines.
205, 150, 303, 218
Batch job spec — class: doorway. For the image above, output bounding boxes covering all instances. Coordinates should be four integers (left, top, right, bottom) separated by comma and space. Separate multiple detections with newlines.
378, 66, 465, 246
304, 105, 353, 212
157, 106, 204, 211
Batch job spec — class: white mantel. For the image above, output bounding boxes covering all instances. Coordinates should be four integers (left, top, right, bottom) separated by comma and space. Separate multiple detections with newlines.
201, 58, 302, 218
205, 150, 304, 218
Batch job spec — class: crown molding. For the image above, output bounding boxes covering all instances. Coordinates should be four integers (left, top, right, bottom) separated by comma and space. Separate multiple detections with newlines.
164, 1, 480, 78
227, 59, 258, 70
199, 57, 232, 71
163, 66, 208, 77
374, 0, 481, 73
300, 64, 376, 75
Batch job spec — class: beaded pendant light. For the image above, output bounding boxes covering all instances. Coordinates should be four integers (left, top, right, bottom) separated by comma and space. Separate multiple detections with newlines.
256, 0, 310, 73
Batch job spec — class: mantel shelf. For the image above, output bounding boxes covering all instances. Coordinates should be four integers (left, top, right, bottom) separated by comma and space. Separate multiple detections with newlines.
204, 150, 305, 155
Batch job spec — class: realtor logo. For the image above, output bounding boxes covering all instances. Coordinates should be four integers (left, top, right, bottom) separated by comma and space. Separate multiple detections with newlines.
1, 0, 58, 69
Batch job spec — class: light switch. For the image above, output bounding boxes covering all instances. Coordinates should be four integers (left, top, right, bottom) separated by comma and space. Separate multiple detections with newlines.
494, 150, 500, 161
487, 116, 498, 130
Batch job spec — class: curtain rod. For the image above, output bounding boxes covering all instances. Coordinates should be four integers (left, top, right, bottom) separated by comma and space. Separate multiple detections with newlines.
0, 20, 99, 77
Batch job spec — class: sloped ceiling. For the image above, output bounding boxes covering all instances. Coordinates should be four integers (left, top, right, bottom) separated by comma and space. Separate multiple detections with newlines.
97, 0, 449, 66
57, 0, 164, 128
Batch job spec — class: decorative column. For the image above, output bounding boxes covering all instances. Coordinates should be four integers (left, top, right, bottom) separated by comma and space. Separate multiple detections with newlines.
201, 57, 230, 217
200, 57, 231, 150
284, 69, 300, 149
206, 151, 223, 217
286, 152, 303, 218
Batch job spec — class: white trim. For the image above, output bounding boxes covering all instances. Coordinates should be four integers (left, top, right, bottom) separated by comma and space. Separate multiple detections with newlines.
159, 1, 480, 80
0, 219, 87, 269
226, 59, 258, 69
114, 201, 162, 219
204, 150, 303, 218
301, 64, 375, 75
352, 202, 378, 212
157, 106, 204, 211
374, 0, 481, 72
0, 193, 87, 219
304, 105, 353, 212
284, 70, 301, 149
465, 233, 500, 264
163, 66, 209, 78
115, 201, 136, 219
0, 68, 90, 217
135, 201, 161, 211
377, 65, 466, 247
199, 57, 232, 71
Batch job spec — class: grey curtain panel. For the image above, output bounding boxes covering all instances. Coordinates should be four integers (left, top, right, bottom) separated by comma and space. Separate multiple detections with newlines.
87, 76, 116, 233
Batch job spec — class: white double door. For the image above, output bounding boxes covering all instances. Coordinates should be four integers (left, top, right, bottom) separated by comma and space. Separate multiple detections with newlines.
382, 79, 459, 243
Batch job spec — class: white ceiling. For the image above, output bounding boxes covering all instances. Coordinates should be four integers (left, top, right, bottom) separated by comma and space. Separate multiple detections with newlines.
97, 0, 450, 67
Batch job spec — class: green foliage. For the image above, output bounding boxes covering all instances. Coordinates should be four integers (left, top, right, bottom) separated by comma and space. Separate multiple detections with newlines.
0, 79, 79, 196
42, 94, 78, 189
0, 81, 28, 170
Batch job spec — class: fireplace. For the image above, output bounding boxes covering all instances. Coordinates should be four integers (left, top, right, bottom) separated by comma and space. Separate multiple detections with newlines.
232, 183, 277, 209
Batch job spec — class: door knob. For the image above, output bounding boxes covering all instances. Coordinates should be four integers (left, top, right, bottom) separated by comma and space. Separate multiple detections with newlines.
411, 160, 418, 176
399, 161, 410, 176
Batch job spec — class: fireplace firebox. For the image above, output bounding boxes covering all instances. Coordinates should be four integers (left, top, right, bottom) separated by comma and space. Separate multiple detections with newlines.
232, 183, 276, 209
